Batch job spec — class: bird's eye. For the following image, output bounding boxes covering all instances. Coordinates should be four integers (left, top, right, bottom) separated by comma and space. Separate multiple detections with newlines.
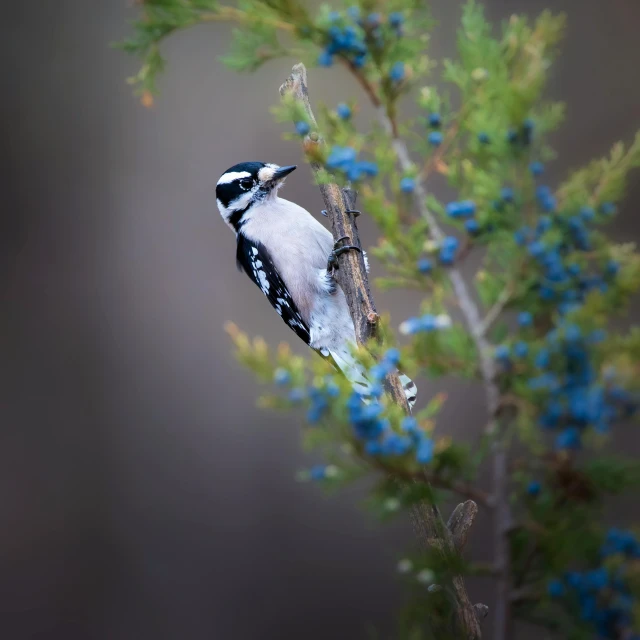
239, 178, 253, 190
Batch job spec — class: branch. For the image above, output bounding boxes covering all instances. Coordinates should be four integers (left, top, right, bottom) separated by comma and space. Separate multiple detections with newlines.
376, 108, 509, 640
371, 458, 494, 509
477, 285, 514, 338
447, 501, 479, 553
280, 64, 484, 640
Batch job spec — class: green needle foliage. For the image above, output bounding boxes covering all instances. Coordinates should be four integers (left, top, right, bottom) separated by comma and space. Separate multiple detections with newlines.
119, 1, 640, 638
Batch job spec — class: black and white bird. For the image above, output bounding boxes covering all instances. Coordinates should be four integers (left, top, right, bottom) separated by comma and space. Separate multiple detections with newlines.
216, 161, 417, 408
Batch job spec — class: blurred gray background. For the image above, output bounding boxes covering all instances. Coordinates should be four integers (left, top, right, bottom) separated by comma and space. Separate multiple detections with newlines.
2, 1, 639, 638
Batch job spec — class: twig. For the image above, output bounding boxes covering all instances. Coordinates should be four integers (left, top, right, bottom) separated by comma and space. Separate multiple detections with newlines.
447, 501, 479, 552
376, 107, 510, 640
371, 459, 494, 509
280, 64, 484, 640
478, 285, 514, 338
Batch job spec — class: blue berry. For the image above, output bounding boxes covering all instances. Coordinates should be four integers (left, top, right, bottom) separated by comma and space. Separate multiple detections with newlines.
417, 258, 433, 274
347, 6, 360, 20
325, 381, 340, 397
289, 388, 305, 402
518, 311, 533, 328
507, 128, 519, 144
401, 417, 418, 433
495, 345, 510, 361
446, 200, 476, 218
295, 121, 310, 136
353, 53, 367, 68
384, 348, 400, 365
527, 480, 541, 496
310, 465, 326, 480
400, 177, 415, 193
326, 145, 357, 170
528, 241, 545, 258
514, 341, 529, 358
536, 185, 556, 212
365, 441, 382, 455
336, 103, 351, 119
370, 362, 393, 381
428, 112, 441, 128
580, 206, 595, 221
501, 187, 514, 202
416, 436, 434, 464
318, 50, 333, 67
388, 12, 404, 27
465, 219, 479, 235
537, 216, 552, 234
366, 12, 381, 26
606, 260, 620, 276
389, 61, 405, 82
529, 161, 544, 176
274, 369, 291, 385
535, 350, 550, 369
528, 373, 560, 391
357, 161, 378, 177
478, 132, 490, 144
522, 118, 534, 144
555, 427, 580, 450
440, 236, 460, 265
600, 202, 616, 216
548, 579, 565, 598
565, 324, 581, 342
307, 401, 327, 424
428, 131, 443, 146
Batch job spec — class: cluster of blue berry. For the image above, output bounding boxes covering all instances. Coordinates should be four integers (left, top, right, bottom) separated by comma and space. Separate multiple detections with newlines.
274, 368, 340, 425
446, 199, 479, 236
473, 119, 538, 149
426, 112, 443, 146
415, 236, 461, 274
496, 316, 636, 450
317, 8, 405, 70
507, 118, 535, 146
548, 528, 640, 639
325, 145, 378, 182
276, 350, 435, 473
511, 188, 618, 312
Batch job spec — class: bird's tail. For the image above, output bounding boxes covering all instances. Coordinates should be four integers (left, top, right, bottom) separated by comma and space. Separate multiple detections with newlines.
323, 347, 417, 410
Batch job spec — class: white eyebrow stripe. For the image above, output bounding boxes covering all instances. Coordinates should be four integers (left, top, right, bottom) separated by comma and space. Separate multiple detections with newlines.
217, 171, 251, 185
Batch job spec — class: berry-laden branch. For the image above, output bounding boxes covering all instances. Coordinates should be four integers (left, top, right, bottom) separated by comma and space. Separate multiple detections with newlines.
280, 63, 484, 640
375, 107, 511, 640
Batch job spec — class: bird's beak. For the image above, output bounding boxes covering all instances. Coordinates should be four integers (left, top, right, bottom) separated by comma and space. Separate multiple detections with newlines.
272, 165, 297, 181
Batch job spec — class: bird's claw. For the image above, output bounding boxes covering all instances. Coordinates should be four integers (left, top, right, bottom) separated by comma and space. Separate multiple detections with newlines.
327, 236, 362, 272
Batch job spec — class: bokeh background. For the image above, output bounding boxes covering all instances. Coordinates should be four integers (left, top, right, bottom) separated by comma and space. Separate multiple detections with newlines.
2, 1, 640, 638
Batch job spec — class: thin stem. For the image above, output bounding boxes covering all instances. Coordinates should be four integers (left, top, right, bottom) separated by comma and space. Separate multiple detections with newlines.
200, 7, 295, 32
385, 463, 495, 509
422, 119, 461, 179
478, 285, 514, 337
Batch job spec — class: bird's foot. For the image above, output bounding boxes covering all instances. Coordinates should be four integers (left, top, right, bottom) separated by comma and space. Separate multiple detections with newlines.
327, 236, 361, 272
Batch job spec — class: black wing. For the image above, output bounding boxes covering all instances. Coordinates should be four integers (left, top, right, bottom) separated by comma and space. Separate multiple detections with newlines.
236, 234, 311, 345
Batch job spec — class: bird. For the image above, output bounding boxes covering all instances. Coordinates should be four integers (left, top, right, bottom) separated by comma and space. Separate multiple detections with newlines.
216, 161, 417, 408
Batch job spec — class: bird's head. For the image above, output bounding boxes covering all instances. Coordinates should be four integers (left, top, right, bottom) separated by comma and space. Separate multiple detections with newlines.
216, 161, 296, 231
